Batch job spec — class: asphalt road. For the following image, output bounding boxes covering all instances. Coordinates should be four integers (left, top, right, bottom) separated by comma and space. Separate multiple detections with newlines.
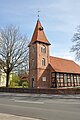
0, 93, 80, 120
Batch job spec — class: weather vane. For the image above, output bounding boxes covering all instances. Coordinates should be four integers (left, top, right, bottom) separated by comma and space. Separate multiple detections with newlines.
38, 10, 40, 19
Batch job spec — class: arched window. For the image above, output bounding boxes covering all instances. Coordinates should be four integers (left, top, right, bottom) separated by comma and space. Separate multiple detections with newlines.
41, 45, 46, 53
42, 58, 46, 66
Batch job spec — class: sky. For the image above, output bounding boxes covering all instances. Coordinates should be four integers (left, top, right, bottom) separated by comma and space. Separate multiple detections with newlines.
0, 0, 80, 63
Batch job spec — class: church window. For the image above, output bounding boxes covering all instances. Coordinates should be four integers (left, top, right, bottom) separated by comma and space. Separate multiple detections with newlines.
42, 58, 46, 66
71, 74, 73, 83
56, 73, 59, 78
64, 74, 67, 83
41, 45, 46, 53
42, 77, 46, 81
76, 75, 79, 85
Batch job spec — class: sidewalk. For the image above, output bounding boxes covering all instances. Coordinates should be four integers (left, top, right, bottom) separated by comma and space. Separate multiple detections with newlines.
0, 113, 40, 120
0, 92, 80, 99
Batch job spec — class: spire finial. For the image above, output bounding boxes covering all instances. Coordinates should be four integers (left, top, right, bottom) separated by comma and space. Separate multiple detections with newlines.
38, 9, 40, 19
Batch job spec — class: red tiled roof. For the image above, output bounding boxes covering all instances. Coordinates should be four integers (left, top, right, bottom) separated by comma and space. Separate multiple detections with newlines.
29, 19, 50, 46
19, 74, 29, 81
50, 56, 80, 74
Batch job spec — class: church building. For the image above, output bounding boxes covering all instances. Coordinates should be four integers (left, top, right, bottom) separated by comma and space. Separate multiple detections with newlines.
28, 19, 80, 88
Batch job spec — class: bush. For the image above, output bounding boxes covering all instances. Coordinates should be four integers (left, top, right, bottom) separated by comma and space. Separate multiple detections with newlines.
10, 73, 21, 88
22, 81, 29, 88
10, 73, 29, 88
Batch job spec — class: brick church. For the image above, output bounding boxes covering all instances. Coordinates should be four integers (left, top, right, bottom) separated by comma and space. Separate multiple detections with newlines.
28, 19, 80, 88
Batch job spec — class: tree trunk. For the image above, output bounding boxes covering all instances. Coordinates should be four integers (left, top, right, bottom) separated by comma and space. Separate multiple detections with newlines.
6, 72, 10, 87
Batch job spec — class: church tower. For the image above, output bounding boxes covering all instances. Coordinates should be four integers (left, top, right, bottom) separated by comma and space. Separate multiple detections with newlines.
28, 19, 51, 88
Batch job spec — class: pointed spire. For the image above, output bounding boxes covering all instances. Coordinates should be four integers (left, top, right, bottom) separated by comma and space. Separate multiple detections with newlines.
29, 19, 51, 46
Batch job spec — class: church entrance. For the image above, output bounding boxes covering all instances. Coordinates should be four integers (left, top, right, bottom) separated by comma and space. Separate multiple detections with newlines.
31, 78, 34, 88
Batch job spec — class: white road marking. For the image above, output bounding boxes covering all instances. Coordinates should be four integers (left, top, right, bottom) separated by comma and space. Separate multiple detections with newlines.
14, 100, 44, 104
6, 98, 80, 105
46, 100, 80, 104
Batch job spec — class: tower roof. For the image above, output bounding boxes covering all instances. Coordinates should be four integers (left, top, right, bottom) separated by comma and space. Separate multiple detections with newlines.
29, 19, 51, 46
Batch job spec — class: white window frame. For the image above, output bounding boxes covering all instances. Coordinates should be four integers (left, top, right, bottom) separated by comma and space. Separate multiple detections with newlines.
42, 58, 46, 66
42, 77, 46, 81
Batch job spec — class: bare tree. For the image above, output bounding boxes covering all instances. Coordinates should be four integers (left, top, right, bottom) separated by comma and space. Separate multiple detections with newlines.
0, 25, 29, 87
71, 25, 80, 61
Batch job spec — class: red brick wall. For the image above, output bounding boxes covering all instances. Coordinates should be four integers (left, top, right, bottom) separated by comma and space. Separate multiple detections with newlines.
29, 42, 51, 88
29, 43, 37, 87
0, 87, 80, 94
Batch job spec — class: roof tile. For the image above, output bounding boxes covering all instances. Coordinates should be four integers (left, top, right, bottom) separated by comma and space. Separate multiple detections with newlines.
29, 19, 50, 46
50, 56, 80, 74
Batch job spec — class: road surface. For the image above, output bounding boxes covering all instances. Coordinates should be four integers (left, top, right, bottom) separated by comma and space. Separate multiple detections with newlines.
0, 93, 80, 120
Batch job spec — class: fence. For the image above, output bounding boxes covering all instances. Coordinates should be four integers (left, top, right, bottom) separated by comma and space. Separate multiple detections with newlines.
0, 87, 80, 94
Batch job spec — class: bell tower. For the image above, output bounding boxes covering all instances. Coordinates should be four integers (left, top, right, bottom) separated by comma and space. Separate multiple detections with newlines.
28, 19, 51, 88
